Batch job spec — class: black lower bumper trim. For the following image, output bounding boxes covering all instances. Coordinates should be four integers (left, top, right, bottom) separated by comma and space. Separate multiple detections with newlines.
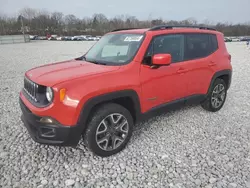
19, 98, 82, 147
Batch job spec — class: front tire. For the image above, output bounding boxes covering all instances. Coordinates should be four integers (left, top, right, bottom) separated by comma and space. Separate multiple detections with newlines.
201, 78, 227, 112
83, 103, 134, 157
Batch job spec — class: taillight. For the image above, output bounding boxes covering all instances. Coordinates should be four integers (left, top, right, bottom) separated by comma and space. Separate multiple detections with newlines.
228, 54, 231, 61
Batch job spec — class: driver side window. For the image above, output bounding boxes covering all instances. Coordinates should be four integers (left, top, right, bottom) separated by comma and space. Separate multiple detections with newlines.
143, 34, 185, 65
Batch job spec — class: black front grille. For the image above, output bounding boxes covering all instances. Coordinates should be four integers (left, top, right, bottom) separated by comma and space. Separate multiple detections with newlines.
24, 77, 39, 102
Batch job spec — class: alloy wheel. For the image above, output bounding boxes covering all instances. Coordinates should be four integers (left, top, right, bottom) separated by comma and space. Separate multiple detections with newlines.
95, 113, 129, 151
211, 83, 226, 109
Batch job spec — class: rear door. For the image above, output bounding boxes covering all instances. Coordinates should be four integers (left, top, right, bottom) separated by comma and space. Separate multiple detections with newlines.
182, 33, 219, 95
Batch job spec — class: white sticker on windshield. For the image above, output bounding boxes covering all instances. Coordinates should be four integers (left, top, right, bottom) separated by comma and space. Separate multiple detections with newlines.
124, 36, 143, 42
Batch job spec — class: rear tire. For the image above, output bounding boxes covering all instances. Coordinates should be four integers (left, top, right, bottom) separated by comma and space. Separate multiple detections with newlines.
83, 103, 134, 157
201, 78, 227, 112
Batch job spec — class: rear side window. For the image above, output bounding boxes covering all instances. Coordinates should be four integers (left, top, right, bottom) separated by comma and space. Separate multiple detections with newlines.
210, 34, 218, 53
184, 33, 218, 61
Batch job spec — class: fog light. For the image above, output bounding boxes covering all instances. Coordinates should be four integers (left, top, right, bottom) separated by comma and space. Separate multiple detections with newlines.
40, 117, 56, 124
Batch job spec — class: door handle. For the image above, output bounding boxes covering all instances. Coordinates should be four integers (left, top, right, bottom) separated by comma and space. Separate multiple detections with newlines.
208, 61, 216, 67
177, 69, 189, 74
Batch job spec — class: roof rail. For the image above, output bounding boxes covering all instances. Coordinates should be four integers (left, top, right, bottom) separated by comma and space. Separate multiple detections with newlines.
111, 28, 141, 32
149, 25, 216, 31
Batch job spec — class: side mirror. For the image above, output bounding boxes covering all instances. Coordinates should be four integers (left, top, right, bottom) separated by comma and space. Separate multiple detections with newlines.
152, 54, 172, 66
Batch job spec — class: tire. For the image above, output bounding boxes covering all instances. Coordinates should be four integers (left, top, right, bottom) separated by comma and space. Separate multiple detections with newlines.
201, 78, 227, 112
83, 103, 134, 157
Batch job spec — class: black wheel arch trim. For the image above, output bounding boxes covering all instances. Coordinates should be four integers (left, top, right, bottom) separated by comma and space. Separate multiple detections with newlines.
207, 69, 232, 94
77, 89, 141, 134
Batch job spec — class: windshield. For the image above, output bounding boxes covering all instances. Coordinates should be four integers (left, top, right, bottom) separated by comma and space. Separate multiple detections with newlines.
84, 33, 144, 65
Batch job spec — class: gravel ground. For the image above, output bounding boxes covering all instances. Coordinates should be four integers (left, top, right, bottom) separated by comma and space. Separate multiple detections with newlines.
0, 41, 250, 188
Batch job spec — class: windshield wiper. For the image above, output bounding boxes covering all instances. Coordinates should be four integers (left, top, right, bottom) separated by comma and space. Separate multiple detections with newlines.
87, 60, 107, 65
75, 55, 86, 61
75, 56, 106, 65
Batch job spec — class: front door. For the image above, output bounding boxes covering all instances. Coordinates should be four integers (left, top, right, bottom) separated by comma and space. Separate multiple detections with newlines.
140, 34, 190, 112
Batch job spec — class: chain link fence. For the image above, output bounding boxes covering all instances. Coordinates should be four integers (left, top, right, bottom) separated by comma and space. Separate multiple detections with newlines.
0, 35, 30, 44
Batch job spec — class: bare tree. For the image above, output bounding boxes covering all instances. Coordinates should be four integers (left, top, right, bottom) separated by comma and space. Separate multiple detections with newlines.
51, 12, 64, 34
0, 7, 250, 36
19, 7, 37, 20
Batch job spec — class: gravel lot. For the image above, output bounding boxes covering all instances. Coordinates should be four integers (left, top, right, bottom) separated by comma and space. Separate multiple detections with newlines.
0, 41, 250, 188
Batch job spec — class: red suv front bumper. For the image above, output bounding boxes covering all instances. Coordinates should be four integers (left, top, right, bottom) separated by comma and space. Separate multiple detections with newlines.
19, 97, 82, 147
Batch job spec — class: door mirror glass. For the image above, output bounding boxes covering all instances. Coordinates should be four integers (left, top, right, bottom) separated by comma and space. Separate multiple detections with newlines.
152, 54, 171, 66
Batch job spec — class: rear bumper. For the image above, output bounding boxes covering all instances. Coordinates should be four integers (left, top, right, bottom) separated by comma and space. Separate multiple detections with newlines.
19, 98, 82, 147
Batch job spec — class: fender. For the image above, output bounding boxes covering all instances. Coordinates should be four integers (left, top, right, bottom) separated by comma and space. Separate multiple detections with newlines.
207, 69, 232, 94
77, 89, 141, 133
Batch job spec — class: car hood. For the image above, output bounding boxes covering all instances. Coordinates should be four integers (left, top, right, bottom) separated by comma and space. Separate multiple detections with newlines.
25, 59, 120, 87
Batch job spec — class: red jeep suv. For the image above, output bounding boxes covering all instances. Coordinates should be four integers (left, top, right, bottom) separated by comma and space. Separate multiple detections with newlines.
19, 25, 232, 157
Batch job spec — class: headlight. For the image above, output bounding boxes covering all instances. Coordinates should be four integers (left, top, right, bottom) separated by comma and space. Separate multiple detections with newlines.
46, 87, 53, 102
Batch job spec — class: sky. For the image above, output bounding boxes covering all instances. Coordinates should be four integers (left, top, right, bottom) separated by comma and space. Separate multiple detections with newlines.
0, 0, 249, 24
